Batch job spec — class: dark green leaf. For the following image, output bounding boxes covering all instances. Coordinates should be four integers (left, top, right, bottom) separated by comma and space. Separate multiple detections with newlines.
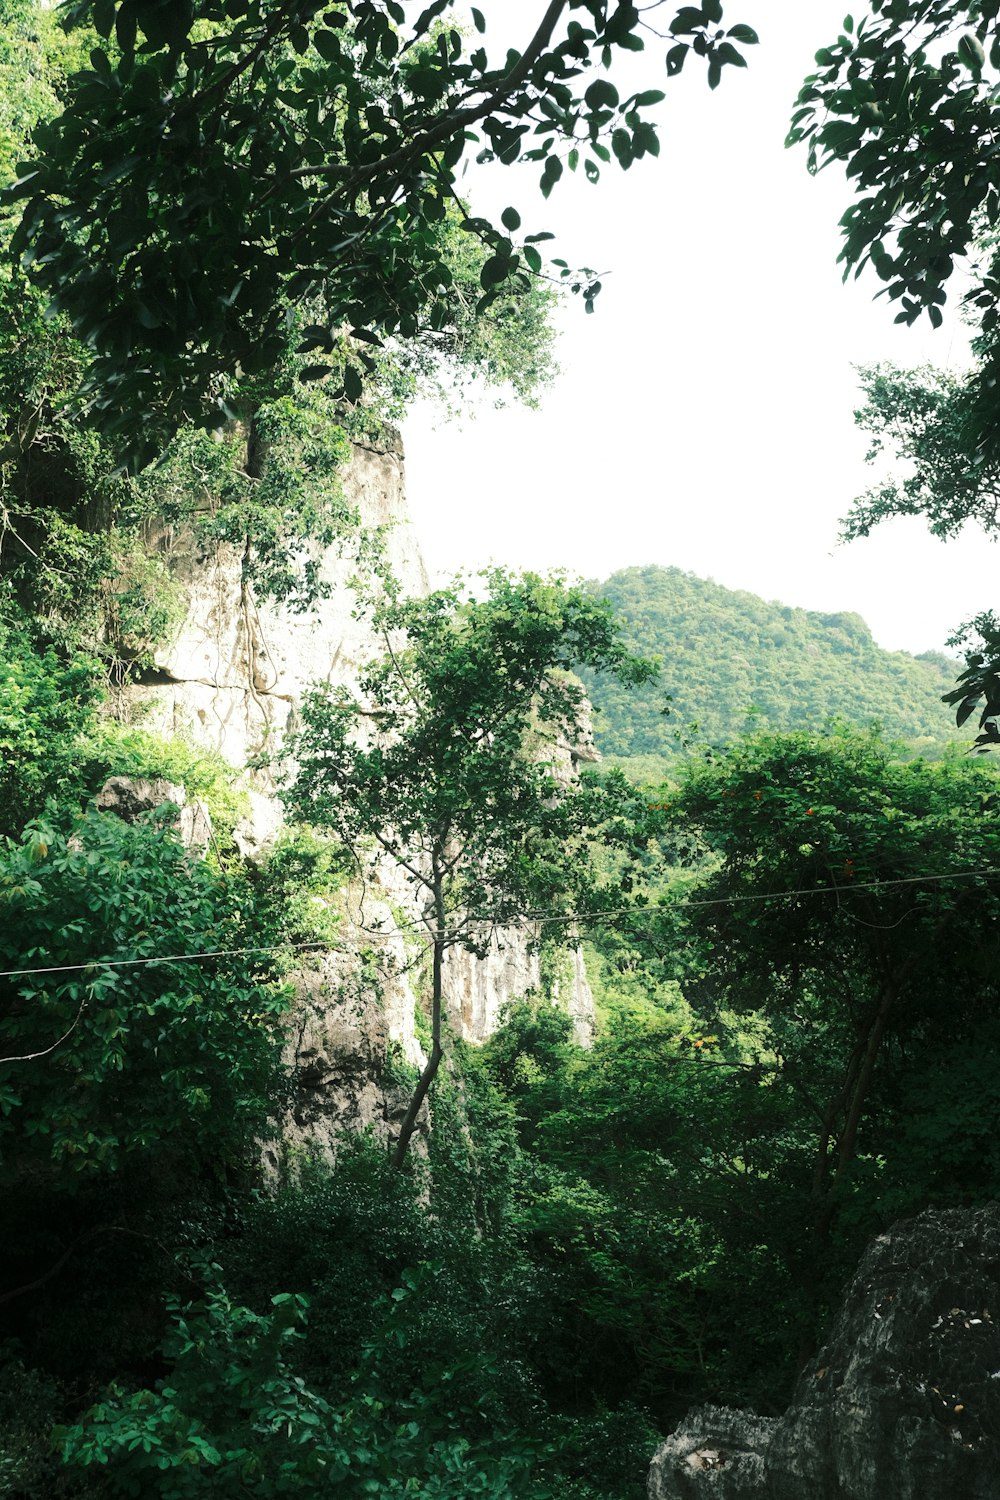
666, 43, 687, 75
585, 79, 620, 111
540, 155, 563, 198
670, 6, 705, 35
343, 364, 363, 403
716, 42, 747, 68
116, 1, 137, 56
480, 254, 511, 289
313, 30, 341, 63
611, 128, 632, 164
958, 33, 986, 71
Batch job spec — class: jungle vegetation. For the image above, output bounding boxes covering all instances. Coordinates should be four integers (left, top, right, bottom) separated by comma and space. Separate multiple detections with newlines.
5, 2, 1000, 1499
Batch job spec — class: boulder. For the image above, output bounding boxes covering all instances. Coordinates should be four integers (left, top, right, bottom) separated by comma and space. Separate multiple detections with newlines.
649, 1204, 1000, 1500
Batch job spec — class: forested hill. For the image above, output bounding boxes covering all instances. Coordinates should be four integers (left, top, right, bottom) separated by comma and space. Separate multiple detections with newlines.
582, 566, 966, 762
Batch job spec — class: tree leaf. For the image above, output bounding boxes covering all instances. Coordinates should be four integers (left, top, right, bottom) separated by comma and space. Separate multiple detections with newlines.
585, 79, 620, 111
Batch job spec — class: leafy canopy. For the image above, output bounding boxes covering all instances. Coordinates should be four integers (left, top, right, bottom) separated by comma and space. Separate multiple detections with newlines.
4, 0, 757, 461
0, 809, 286, 1188
579, 566, 964, 767
286, 569, 657, 939
787, 6, 1000, 747
59, 1263, 553, 1500
666, 729, 1000, 1243
0, 607, 102, 836
788, 2, 1000, 467
285, 569, 658, 1165
843, 363, 1000, 542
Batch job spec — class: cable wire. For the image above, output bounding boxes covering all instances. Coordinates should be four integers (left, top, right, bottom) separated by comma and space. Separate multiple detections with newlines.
2, 865, 998, 981
0, 938, 326, 982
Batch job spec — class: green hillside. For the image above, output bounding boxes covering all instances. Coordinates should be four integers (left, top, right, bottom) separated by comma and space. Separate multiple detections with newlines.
582, 566, 967, 763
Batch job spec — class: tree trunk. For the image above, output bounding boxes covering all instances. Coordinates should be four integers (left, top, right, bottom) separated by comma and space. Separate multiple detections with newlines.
391, 879, 445, 1170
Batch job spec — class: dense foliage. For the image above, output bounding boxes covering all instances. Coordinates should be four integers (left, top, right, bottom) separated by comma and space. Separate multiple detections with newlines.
6, 3, 1000, 1497
786, 3, 1000, 743
4, 0, 756, 461
0, 0, 561, 672
285, 569, 658, 1164
788, 0, 1000, 460
580, 565, 965, 766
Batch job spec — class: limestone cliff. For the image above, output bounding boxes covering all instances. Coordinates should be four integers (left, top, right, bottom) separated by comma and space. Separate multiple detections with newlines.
648, 1204, 1000, 1500
127, 432, 427, 777
120, 431, 595, 1155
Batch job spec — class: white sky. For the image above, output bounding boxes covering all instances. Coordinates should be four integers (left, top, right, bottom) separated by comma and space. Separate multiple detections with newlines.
400, 0, 999, 656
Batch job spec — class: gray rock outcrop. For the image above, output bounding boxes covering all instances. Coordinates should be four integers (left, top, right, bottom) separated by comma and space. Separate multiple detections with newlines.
94, 776, 213, 852
269, 890, 427, 1171
127, 432, 429, 770
648, 1204, 1000, 1500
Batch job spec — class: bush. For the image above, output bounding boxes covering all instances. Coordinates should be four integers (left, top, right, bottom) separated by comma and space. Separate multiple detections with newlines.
58, 1267, 552, 1500
0, 609, 102, 837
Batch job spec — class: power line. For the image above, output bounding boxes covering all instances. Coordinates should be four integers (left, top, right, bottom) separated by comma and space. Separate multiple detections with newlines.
2, 866, 998, 982
0, 939, 326, 982
355, 863, 1000, 937
527, 863, 1000, 928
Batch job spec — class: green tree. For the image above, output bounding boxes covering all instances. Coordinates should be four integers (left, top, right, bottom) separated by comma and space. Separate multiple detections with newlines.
828, 358, 1000, 749
831, 359, 1000, 747
788, 3, 1000, 462
0, 809, 286, 1190
782, 7, 1000, 746
663, 730, 1000, 1332
0, 805, 293, 1404
0, 606, 103, 835
285, 569, 656, 1167
4, 0, 757, 460
843, 363, 1000, 544
0, 2, 562, 645
579, 565, 964, 768
58, 1264, 552, 1499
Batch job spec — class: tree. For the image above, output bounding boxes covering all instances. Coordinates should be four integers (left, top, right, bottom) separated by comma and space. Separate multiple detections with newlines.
788, 3, 1000, 462
57, 1266, 553, 1500
284, 569, 656, 1167
578, 564, 963, 765
0, 809, 286, 1191
661, 729, 1000, 1336
787, 5, 1000, 742
0, 805, 292, 1392
0, 4, 565, 645
834, 360, 1000, 748
0, 606, 102, 836
4, 0, 757, 463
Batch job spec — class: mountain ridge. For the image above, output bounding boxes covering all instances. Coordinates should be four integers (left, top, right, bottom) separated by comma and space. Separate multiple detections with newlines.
581, 564, 966, 765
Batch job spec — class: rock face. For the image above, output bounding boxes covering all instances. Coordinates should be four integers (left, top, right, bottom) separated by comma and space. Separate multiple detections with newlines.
269, 891, 428, 1170
127, 432, 429, 771
116, 432, 596, 1161
94, 776, 213, 852
648, 1204, 1000, 1500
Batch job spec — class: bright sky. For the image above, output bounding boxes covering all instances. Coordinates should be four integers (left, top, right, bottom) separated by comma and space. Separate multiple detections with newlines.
400, 0, 999, 656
